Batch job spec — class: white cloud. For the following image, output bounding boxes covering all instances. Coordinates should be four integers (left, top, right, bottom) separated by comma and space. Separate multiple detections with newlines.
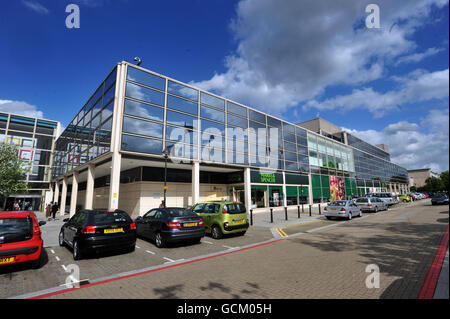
395, 47, 444, 65
303, 68, 449, 117
343, 108, 449, 172
0, 100, 44, 118
191, 0, 448, 116
22, 1, 49, 14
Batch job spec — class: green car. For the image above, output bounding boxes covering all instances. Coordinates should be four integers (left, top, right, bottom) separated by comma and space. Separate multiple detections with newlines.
399, 194, 411, 202
191, 201, 249, 239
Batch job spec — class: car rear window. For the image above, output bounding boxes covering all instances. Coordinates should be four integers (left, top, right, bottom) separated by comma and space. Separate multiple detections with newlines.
329, 201, 347, 206
356, 198, 368, 203
225, 203, 246, 214
0, 217, 33, 243
167, 208, 196, 217
92, 211, 131, 225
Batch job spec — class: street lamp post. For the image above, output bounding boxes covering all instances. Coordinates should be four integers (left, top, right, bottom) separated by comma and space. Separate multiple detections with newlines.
162, 145, 173, 208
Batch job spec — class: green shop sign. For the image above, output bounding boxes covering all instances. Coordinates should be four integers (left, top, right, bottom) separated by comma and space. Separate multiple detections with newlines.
251, 170, 283, 184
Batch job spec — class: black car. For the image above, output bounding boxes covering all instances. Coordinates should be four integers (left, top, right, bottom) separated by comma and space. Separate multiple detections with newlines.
59, 209, 136, 260
431, 193, 449, 205
135, 207, 205, 248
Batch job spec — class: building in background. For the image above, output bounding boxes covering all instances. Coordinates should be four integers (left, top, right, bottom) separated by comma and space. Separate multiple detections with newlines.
407, 168, 440, 188
0, 112, 60, 210
49, 62, 409, 218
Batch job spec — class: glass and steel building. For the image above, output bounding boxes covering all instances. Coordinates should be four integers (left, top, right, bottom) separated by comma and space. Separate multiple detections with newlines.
0, 112, 60, 210
49, 62, 409, 217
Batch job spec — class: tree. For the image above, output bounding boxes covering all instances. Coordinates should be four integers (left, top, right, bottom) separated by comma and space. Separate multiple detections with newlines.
0, 143, 30, 208
439, 171, 449, 192
423, 176, 444, 193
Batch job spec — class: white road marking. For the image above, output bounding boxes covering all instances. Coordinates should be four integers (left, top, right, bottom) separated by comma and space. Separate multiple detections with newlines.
61, 265, 67, 271
55, 256, 60, 261
136, 245, 141, 249
203, 241, 213, 244
145, 250, 155, 255
222, 245, 237, 250
50, 249, 55, 254
163, 258, 185, 264
163, 257, 175, 262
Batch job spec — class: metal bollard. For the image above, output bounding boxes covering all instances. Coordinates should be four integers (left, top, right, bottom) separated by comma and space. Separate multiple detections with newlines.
250, 209, 253, 226
309, 204, 312, 216
297, 205, 300, 218
302, 204, 304, 213
285, 206, 288, 220
270, 208, 273, 223
319, 204, 321, 215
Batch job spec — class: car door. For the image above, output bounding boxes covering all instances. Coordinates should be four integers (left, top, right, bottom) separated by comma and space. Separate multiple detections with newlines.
65, 211, 84, 246
192, 203, 207, 228
139, 209, 157, 239
203, 203, 220, 232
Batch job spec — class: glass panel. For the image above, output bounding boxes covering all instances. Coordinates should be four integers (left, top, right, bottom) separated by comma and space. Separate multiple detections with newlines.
121, 134, 163, 154
167, 95, 198, 115
166, 125, 198, 145
227, 114, 248, 128
122, 116, 163, 139
267, 117, 282, 128
8, 116, 35, 132
227, 102, 247, 117
166, 110, 198, 129
127, 67, 165, 91
249, 109, 266, 123
200, 105, 224, 122
123, 99, 164, 122
200, 92, 224, 110
168, 81, 198, 101
201, 119, 225, 136
126, 82, 165, 106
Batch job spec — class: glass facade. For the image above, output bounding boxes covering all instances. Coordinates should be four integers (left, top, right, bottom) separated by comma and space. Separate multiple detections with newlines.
1, 112, 58, 189
52, 67, 116, 178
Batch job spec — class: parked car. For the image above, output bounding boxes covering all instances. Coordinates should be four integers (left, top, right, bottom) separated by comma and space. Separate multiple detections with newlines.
431, 193, 449, 205
0, 211, 46, 269
191, 201, 249, 239
399, 194, 411, 202
355, 197, 388, 212
324, 200, 362, 220
367, 192, 398, 206
135, 207, 204, 248
59, 209, 136, 260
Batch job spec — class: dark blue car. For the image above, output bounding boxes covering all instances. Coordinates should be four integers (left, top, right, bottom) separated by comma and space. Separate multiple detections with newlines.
431, 193, 449, 205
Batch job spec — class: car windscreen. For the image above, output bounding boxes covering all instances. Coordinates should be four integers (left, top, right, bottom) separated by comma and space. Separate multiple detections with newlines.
0, 217, 33, 244
356, 198, 369, 203
433, 193, 448, 198
225, 203, 246, 214
167, 208, 197, 217
92, 211, 131, 226
328, 201, 347, 206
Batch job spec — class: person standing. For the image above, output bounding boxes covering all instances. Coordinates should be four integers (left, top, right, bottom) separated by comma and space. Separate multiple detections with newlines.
13, 201, 19, 211
46, 202, 52, 221
51, 202, 59, 220
159, 200, 165, 209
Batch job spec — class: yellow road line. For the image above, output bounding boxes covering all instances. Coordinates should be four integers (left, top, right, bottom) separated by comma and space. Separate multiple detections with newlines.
280, 219, 325, 231
275, 228, 288, 238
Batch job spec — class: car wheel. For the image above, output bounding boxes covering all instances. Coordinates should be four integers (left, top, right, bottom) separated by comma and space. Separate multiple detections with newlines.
374, 207, 378, 213
58, 230, 65, 247
155, 232, 165, 248
73, 240, 82, 261
211, 225, 223, 239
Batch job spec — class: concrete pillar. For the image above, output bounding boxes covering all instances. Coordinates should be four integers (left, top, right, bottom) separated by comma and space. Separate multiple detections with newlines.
282, 171, 287, 207
192, 161, 200, 205
60, 177, 68, 217
108, 152, 121, 211
69, 171, 79, 217
308, 174, 313, 205
53, 181, 60, 204
85, 164, 95, 210
244, 167, 252, 211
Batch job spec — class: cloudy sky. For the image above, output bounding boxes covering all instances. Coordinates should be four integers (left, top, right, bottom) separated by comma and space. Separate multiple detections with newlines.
1, 0, 449, 172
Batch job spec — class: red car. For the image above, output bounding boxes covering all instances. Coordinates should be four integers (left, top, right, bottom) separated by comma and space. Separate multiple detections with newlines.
0, 211, 46, 269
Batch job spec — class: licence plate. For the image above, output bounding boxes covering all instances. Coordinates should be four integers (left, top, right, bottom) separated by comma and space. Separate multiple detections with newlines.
235, 219, 245, 224
0, 257, 15, 265
184, 223, 197, 227
329, 208, 337, 211
104, 228, 123, 234
358, 204, 365, 206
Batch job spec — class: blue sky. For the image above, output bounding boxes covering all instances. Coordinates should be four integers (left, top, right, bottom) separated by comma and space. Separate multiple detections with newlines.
1, 0, 449, 172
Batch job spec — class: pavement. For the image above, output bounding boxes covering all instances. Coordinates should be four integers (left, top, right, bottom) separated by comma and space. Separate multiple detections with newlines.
1, 200, 447, 299
34, 210, 68, 247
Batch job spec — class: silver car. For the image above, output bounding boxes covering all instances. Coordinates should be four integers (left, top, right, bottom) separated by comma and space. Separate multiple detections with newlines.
324, 200, 362, 220
355, 197, 388, 212
367, 192, 397, 206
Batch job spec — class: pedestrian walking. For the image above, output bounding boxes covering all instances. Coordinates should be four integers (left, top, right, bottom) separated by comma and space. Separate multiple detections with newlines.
46, 202, 52, 221
51, 202, 59, 220
13, 201, 19, 211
